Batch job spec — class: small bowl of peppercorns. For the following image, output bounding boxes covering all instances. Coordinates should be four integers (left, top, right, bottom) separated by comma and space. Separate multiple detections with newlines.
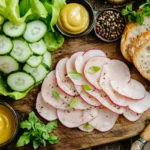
94, 8, 126, 42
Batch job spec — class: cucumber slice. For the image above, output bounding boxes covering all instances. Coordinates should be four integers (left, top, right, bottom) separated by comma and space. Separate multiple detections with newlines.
27, 55, 43, 68
3, 21, 26, 37
23, 64, 48, 83
29, 39, 47, 55
0, 35, 13, 55
10, 40, 32, 63
43, 51, 52, 69
0, 56, 19, 74
23, 20, 47, 42
7, 72, 35, 92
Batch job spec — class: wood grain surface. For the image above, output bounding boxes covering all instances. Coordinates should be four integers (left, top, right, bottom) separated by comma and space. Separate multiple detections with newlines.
2, 32, 150, 150
2, 0, 150, 150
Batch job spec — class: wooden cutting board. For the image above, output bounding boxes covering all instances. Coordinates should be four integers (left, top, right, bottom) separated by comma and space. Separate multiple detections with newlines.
4, 32, 150, 150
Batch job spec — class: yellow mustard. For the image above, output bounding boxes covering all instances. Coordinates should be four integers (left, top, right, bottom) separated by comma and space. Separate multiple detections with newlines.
0, 104, 15, 144
58, 3, 90, 34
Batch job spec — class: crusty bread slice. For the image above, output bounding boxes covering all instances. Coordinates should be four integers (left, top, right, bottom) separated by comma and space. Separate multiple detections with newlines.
129, 31, 150, 59
133, 39, 150, 81
121, 17, 150, 62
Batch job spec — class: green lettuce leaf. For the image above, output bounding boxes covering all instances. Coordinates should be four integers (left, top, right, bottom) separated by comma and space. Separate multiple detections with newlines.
0, 73, 39, 100
44, 31, 64, 51
43, 0, 66, 31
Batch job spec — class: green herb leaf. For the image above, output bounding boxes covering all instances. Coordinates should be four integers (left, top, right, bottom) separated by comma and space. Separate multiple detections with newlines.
88, 66, 100, 74
83, 84, 91, 91
16, 132, 31, 147
67, 72, 82, 80
33, 138, 40, 149
121, 9, 130, 16
52, 91, 60, 100
84, 123, 92, 130
28, 112, 39, 129
46, 120, 58, 133
126, 4, 133, 11
20, 120, 32, 130
136, 12, 144, 25
48, 135, 59, 144
128, 14, 136, 23
69, 98, 78, 109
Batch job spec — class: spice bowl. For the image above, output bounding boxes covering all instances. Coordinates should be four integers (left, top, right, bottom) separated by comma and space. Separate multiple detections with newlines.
0, 100, 18, 148
56, 0, 95, 38
94, 8, 126, 42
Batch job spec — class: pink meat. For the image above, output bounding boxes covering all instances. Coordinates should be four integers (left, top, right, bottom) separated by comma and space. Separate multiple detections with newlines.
89, 107, 119, 132
100, 60, 131, 106
57, 107, 97, 128
75, 85, 101, 106
85, 86, 125, 114
41, 70, 70, 110
84, 56, 110, 89
56, 57, 78, 96
110, 79, 146, 100
75, 49, 106, 74
126, 92, 150, 113
78, 123, 94, 133
66, 51, 86, 85
123, 108, 142, 122
36, 92, 57, 121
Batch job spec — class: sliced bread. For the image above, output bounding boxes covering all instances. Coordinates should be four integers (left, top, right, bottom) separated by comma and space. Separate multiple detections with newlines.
121, 17, 150, 62
129, 31, 150, 59
133, 39, 150, 81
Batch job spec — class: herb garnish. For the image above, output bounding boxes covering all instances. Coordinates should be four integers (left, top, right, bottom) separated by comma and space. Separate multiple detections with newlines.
88, 66, 100, 74
82, 84, 91, 91
69, 98, 78, 109
16, 112, 59, 149
67, 72, 82, 80
52, 91, 60, 100
121, 0, 150, 25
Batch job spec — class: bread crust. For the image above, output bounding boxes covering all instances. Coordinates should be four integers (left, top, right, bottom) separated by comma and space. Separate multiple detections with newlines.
120, 23, 137, 62
129, 31, 150, 59
133, 40, 150, 81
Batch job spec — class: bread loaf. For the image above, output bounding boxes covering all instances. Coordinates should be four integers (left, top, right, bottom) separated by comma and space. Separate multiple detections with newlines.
133, 39, 150, 81
121, 17, 150, 62
129, 31, 150, 59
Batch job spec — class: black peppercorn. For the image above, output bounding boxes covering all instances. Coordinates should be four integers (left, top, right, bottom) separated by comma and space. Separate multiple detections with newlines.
95, 9, 125, 42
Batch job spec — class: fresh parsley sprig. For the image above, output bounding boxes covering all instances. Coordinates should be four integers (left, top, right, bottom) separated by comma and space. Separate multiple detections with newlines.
16, 112, 59, 149
121, 0, 150, 25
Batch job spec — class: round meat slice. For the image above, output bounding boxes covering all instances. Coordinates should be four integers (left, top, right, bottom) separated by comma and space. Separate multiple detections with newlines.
84, 57, 110, 89
75, 49, 106, 74
36, 92, 57, 121
60, 95, 91, 110
123, 108, 142, 122
57, 107, 97, 128
41, 70, 70, 110
56, 57, 78, 96
110, 79, 146, 100
78, 123, 94, 133
85, 86, 125, 114
126, 92, 150, 114
100, 61, 131, 106
66, 51, 86, 85
75, 85, 101, 106
89, 107, 119, 132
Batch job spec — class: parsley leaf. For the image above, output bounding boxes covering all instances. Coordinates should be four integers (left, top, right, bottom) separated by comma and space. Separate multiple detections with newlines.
16, 111, 59, 149
16, 131, 31, 147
